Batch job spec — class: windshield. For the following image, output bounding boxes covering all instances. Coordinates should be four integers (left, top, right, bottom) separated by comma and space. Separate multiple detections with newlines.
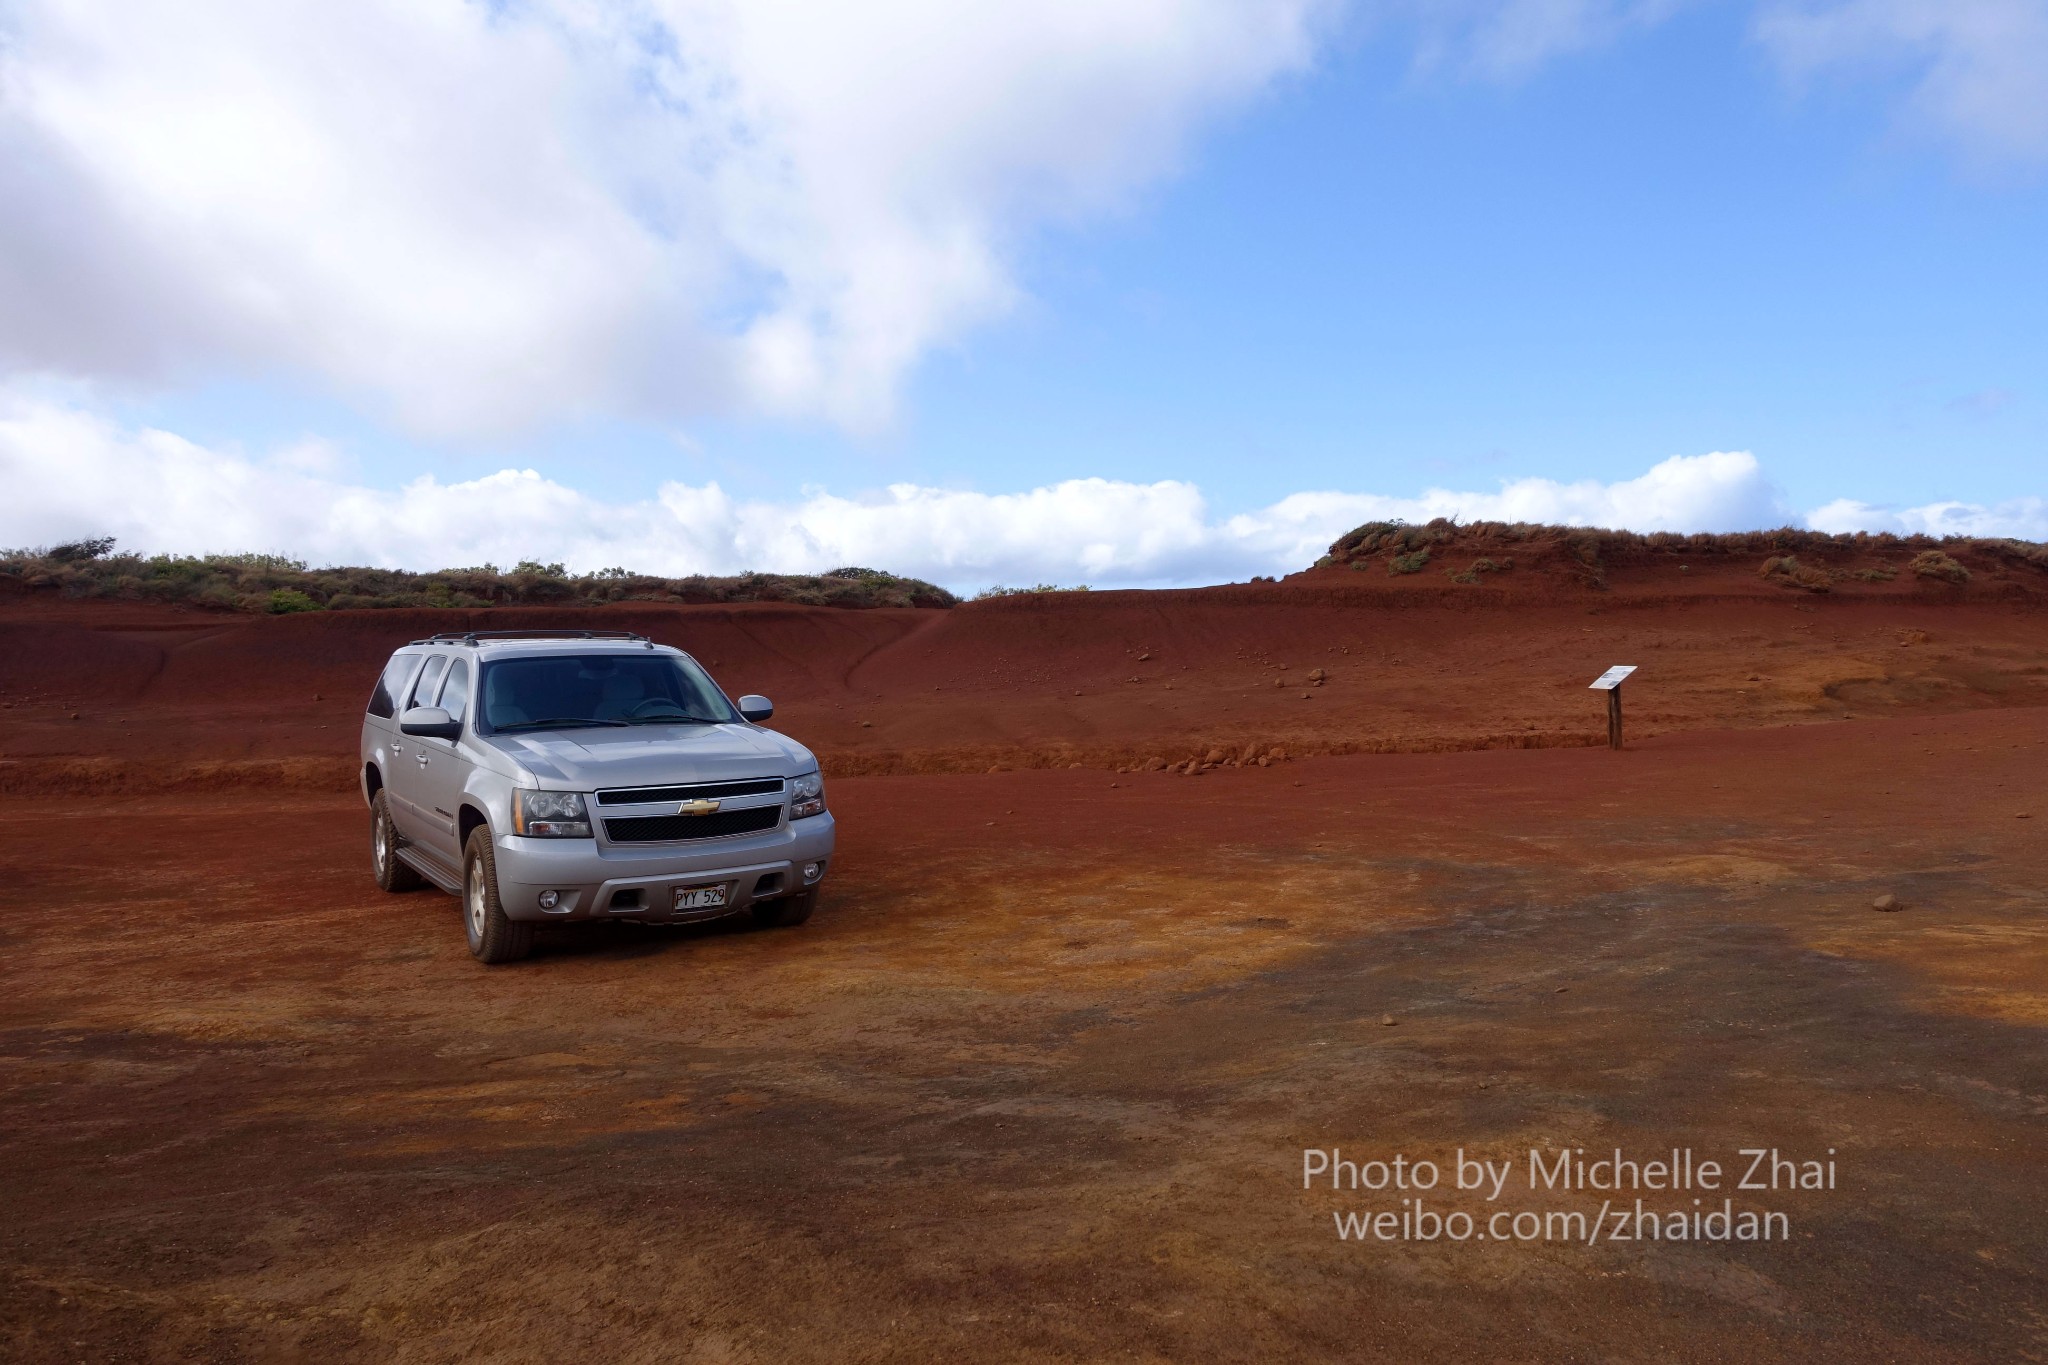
479, 654, 737, 732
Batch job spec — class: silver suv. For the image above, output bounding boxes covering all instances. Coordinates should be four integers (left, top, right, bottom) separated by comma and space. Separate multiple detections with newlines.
359, 630, 833, 963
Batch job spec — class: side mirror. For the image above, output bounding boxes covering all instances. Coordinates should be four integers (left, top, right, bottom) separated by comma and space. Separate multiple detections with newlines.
736, 694, 774, 723
399, 705, 461, 740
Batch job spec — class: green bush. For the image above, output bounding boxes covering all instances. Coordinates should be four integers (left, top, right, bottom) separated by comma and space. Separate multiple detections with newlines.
974, 583, 1092, 599
267, 588, 323, 614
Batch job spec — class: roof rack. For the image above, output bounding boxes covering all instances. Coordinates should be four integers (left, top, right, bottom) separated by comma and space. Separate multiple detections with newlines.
407, 629, 652, 646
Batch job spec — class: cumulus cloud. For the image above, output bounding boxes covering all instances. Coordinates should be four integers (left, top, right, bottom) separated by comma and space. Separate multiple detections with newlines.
1807, 494, 2048, 539
1755, 0, 2048, 161
8, 390, 1921, 590
0, 0, 1324, 435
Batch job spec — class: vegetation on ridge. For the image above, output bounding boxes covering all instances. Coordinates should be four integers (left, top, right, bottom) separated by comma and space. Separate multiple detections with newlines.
0, 540, 957, 613
1318, 518, 2048, 588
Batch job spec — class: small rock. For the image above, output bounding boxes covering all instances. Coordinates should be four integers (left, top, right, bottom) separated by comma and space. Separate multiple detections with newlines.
1301, 692, 1312, 700
1872, 894, 1899, 912
1269, 747, 1287, 761
69, 712, 81, 720
1137, 652, 1151, 661
2019, 813, 2032, 819
1380, 1015, 1397, 1027
860, 720, 873, 727
1143, 757, 1166, 771
1307, 668, 1326, 682
1205, 747, 1227, 764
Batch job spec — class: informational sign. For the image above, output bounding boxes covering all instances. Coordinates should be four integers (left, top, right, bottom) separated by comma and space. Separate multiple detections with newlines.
1588, 665, 1637, 691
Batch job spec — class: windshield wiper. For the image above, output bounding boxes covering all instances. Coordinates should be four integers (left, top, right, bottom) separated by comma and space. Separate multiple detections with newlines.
494, 717, 631, 732
622, 713, 720, 725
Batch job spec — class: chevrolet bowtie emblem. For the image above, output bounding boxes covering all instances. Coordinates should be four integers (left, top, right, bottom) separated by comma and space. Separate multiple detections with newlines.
678, 798, 722, 816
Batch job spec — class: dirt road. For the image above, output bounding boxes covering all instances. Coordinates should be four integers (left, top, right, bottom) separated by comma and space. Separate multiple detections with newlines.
4, 708, 2044, 1362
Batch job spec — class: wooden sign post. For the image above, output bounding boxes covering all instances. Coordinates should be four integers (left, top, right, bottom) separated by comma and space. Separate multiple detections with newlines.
1588, 666, 1637, 750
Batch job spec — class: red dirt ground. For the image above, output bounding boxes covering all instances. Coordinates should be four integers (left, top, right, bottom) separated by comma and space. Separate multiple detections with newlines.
4, 542, 2046, 787
2, 554, 2045, 1361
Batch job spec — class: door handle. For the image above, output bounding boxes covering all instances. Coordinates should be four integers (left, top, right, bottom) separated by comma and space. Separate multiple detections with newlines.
416, 753, 430, 767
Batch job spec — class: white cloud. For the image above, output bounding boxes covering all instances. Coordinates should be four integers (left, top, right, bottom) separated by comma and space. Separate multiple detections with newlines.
1249, 451, 1790, 541
0, 0, 1324, 436
5, 390, 1900, 589
1807, 494, 2048, 539
1385, 0, 1692, 78
1755, 0, 2048, 161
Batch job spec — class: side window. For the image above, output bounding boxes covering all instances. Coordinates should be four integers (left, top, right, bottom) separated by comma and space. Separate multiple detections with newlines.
438, 660, 471, 726
408, 656, 449, 710
368, 653, 422, 720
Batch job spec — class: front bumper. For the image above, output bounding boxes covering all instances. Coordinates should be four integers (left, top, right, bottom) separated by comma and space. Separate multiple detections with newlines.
492, 811, 835, 923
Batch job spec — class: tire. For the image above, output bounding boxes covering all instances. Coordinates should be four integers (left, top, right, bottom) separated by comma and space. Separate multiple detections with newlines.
753, 888, 817, 928
371, 790, 426, 892
463, 827, 534, 964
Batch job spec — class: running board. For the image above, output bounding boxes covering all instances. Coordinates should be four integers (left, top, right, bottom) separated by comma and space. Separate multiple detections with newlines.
395, 845, 463, 894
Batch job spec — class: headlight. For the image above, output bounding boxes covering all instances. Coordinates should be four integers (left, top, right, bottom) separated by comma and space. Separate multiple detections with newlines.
790, 771, 826, 819
513, 789, 592, 838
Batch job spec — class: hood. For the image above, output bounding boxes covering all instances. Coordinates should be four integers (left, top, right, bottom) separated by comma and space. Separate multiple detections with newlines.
483, 723, 815, 792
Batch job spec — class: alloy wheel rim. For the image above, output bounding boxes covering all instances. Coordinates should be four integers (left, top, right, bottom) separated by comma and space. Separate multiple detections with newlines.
467, 863, 486, 937
373, 819, 388, 873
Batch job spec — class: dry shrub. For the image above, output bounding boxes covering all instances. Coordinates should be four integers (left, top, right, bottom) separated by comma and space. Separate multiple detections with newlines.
1760, 555, 1832, 592
1910, 550, 1970, 584
1446, 557, 1512, 585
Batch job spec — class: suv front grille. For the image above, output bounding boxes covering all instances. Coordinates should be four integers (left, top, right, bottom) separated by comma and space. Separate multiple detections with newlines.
603, 806, 782, 843
597, 778, 784, 805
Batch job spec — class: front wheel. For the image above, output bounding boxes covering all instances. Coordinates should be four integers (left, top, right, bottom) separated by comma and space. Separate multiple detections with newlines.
753, 888, 817, 928
464, 828, 534, 964
371, 791, 426, 892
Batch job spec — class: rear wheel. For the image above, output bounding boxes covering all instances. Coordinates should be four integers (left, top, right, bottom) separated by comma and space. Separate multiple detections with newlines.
753, 888, 817, 928
370, 790, 425, 892
464, 828, 534, 964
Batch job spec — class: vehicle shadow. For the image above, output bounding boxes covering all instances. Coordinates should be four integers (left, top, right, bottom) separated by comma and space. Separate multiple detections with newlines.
525, 912, 776, 960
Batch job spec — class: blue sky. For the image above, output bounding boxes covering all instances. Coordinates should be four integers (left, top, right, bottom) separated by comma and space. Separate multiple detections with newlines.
3, 1, 2044, 586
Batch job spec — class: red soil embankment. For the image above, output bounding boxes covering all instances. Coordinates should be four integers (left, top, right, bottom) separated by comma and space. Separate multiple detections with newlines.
3, 542, 2046, 792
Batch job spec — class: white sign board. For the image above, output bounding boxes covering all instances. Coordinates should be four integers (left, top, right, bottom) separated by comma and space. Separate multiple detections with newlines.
1589, 665, 1637, 691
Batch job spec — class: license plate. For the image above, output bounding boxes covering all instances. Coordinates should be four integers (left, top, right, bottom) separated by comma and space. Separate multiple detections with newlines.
673, 884, 728, 910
